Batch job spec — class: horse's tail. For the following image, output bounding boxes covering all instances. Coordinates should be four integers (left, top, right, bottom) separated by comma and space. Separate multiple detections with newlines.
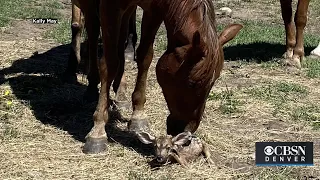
218, 24, 243, 46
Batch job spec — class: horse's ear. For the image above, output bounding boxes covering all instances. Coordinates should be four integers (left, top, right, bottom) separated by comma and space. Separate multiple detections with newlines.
192, 31, 201, 47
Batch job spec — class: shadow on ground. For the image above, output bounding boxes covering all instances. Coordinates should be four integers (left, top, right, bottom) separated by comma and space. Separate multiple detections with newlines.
224, 42, 317, 62
0, 43, 153, 156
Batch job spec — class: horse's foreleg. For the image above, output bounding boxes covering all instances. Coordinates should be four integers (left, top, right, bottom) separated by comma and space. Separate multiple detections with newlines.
280, 0, 296, 60
82, 4, 100, 103
83, 1, 122, 154
63, 1, 83, 83
293, 0, 310, 66
113, 6, 137, 110
128, 10, 162, 133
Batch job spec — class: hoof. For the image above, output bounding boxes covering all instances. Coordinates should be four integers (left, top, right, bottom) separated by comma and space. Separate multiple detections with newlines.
83, 87, 99, 103
128, 118, 150, 134
280, 58, 301, 69
82, 137, 108, 154
62, 72, 78, 84
114, 100, 131, 111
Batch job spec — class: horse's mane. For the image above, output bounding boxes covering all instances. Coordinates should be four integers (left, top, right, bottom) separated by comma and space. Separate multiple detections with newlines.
162, 0, 222, 87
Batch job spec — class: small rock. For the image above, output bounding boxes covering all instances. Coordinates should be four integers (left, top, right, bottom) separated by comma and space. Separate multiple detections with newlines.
216, 7, 233, 17
310, 42, 320, 58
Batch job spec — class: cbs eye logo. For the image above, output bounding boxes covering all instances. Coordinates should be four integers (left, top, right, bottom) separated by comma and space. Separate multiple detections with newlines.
264, 146, 274, 156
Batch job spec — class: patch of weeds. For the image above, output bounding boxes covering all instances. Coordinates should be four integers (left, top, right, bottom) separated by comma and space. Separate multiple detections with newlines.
244, 81, 308, 103
154, 24, 167, 55
303, 57, 320, 78
1, 125, 19, 141
237, 167, 298, 179
127, 171, 153, 180
291, 105, 320, 130
208, 89, 244, 115
271, 101, 290, 118
0, 89, 15, 110
128, 171, 173, 180
260, 60, 280, 69
0, 0, 62, 27
44, 19, 70, 44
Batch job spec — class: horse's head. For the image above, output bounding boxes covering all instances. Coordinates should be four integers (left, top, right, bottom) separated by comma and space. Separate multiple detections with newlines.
156, 24, 243, 135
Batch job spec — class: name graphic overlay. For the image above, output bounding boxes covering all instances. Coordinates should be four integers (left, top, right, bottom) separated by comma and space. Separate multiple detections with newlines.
255, 142, 313, 166
32, 18, 58, 24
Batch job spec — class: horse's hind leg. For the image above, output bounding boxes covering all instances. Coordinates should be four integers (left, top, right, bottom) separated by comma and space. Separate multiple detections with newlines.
63, 1, 83, 83
128, 9, 162, 133
127, 7, 137, 52
112, 6, 137, 110
83, 1, 122, 154
292, 0, 310, 66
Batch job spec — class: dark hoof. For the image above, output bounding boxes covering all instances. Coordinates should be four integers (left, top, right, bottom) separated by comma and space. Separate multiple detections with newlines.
62, 72, 78, 84
83, 87, 99, 103
114, 100, 131, 110
128, 118, 150, 134
82, 137, 108, 154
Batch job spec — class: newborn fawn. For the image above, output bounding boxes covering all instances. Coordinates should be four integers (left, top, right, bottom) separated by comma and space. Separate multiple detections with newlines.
136, 131, 212, 167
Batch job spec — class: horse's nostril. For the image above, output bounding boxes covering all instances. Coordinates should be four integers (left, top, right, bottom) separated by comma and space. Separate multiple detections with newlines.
156, 156, 163, 162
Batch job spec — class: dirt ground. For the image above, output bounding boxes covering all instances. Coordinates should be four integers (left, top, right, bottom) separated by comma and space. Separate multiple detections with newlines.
0, 0, 320, 179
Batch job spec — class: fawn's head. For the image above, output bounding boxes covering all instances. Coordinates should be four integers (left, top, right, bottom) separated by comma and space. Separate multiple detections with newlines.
137, 131, 192, 164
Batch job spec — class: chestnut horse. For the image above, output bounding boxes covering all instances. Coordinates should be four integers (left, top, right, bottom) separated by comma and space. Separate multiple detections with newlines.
280, 0, 310, 68
82, 0, 242, 154
63, 0, 137, 103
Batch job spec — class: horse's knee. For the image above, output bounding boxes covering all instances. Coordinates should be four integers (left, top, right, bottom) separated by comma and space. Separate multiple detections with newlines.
294, 14, 307, 29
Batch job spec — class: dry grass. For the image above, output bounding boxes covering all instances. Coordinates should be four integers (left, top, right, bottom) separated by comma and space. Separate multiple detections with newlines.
1, 0, 320, 179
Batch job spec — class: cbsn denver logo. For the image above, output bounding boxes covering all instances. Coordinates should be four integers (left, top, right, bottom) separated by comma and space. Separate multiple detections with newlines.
256, 142, 313, 166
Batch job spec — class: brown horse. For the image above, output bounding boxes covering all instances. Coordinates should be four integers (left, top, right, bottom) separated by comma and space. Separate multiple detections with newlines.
63, 0, 137, 103
280, 0, 310, 68
82, 0, 242, 154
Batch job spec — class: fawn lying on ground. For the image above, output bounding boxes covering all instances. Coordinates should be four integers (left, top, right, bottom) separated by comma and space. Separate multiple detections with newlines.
137, 131, 212, 167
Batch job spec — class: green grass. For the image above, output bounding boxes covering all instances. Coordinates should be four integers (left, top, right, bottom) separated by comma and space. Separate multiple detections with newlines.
291, 105, 320, 130
303, 57, 320, 78
44, 19, 71, 44
0, 0, 62, 27
260, 60, 280, 69
218, 20, 320, 47
244, 81, 308, 103
208, 89, 244, 115
236, 167, 299, 180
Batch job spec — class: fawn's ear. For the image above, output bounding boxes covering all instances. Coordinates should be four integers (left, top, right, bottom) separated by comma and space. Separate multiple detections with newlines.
172, 131, 192, 146
218, 23, 243, 46
136, 132, 156, 145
